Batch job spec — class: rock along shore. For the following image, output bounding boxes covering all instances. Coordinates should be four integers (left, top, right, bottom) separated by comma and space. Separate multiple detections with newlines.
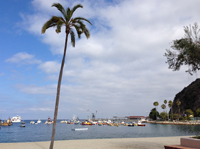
147, 120, 200, 125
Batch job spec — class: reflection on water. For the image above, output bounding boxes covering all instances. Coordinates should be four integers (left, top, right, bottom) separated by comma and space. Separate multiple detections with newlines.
148, 123, 200, 137
175, 124, 200, 135
0, 120, 200, 143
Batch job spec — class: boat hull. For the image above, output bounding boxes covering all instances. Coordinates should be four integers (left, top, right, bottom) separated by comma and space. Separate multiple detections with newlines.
71, 128, 88, 131
138, 124, 146, 126
11, 115, 21, 123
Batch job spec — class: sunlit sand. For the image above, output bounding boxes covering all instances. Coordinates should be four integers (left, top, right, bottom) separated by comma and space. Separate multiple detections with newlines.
0, 136, 190, 149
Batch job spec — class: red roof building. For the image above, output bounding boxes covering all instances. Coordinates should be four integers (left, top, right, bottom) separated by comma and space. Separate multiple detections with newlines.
129, 116, 146, 120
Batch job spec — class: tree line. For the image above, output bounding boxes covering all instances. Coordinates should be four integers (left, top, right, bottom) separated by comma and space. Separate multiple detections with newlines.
149, 100, 200, 121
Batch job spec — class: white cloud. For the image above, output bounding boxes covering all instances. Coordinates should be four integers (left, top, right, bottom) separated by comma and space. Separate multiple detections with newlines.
38, 61, 60, 73
15, 84, 56, 95
14, 0, 200, 118
5, 52, 41, 64
29, 107, 53, 111
31, 0, 69, 13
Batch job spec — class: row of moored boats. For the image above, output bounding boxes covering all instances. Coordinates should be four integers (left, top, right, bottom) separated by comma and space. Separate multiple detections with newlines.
0, 115, 146, 128
60, 119, 146, 127
0, 115, 54, 128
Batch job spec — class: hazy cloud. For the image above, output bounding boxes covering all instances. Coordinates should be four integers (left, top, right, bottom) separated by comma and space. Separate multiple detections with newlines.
38, 61, 60, 73
9, 0, 200, 118
5, 52, 41, 64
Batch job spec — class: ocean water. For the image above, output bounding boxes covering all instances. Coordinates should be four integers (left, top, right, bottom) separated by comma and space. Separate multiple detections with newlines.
0, 120, 200, 143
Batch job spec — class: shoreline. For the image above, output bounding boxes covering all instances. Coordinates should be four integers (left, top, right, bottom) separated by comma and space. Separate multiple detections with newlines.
0, 136, 191, 149
147, 120, 200, 125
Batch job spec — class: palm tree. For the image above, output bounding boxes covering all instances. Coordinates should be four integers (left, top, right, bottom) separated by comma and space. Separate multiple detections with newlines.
153, 101, 159, 120
176, 99, 181, 121
161, 104, 167, 120
164, 99, 168, 120
168, 100, 173, 120
42, 3, 92, 149
161, 104, 166, 111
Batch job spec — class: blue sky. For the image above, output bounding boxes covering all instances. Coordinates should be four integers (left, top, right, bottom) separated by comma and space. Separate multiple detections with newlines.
1, 0, 200, 120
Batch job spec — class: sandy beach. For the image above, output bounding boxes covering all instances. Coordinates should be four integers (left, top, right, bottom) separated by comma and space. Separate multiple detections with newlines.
0, 136, 190, 149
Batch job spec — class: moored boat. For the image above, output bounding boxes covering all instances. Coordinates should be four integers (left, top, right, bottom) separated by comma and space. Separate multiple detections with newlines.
30, 121, 35, 124
1, 118, 12, 126
67, 120, 74, 124
74, 120, 80, 125
137, 121, 146, 126
11, 115, 21, 123
124, 123, 129, 126
137, 124, 146, 126
128, 123, 134, 127
20, 122, 25, 127
108, 123, 114, 126
60, 120, 67, 123
37, 119, 41, 123
81, 121, 93, 125
71, 128, 88, 131
7, 117, 13, 126
2, 121, 8, 126
45, 117, 53, 124
114, 123, 121, 127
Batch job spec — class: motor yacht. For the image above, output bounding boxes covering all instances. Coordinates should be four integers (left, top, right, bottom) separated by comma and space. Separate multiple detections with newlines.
11, 115, 21, 123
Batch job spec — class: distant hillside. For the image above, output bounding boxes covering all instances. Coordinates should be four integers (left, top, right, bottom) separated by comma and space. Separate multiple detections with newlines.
171, 79, 200, 114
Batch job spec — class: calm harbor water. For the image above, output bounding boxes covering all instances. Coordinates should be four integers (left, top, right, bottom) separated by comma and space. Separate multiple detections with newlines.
0, 120, 200, 143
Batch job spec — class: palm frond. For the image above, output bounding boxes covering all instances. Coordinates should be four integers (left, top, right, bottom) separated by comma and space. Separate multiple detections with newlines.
66, 8, 71, 22
42, 16, 64, 33
73, 24, 82, 39
74, 17, 92, 25
52, 3, 67, 20
74, 20, 86, 32
70, 29, 75, 47
83, 27, 90, 39
70, 4, 83, 17
56, 21, 65, 33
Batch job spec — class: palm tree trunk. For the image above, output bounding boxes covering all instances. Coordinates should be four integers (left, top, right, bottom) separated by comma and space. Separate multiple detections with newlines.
166, 108, 169, 121
49, 32, 69, 149
155, 106, 157, 120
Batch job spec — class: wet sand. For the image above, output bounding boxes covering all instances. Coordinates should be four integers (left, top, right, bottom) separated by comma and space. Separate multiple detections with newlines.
0, 136, 190, 149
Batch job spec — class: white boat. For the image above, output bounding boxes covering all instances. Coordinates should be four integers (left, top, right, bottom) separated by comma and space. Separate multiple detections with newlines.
11, 115, 21, 123
45, 117, 53, 124
71, 128, 88, 131
74, 120, 80, 124
37, 119, 42, 123
30, 121, 35, 124
20, 124, 25, 127
136, 120, 146, 126
60, 120, 68, 123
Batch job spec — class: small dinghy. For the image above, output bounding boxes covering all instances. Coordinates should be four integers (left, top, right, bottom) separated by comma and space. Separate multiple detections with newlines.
137, 120, 146, 126
128, 124, 134, 127
71, 128, 88, 131
20, 121, 26, 127
20, 124, 25, 127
